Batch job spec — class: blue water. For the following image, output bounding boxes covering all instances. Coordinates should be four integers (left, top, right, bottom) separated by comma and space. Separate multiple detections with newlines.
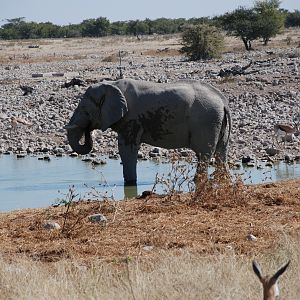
0, 154, 299, 212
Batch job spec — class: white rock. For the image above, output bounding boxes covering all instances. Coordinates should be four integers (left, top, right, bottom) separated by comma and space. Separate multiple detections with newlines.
88, 213, 107, 224
43, 221, 61, 230
246, 234, 257, 241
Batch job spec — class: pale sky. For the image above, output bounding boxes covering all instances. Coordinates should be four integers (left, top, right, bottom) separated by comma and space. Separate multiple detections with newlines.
0, 0, 299, 25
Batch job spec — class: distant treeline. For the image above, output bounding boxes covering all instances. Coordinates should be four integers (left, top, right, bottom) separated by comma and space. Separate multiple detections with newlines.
0, 9, 299, 40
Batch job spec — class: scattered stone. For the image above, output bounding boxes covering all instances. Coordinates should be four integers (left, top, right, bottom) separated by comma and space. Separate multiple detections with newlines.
247, 162, 255, 167
137, 190, 155, 199
20, 85, 34, 96
143, 245, 154, 251
62, 78, 86, 88
43, 221, 61, 230
137, 151, 144, 159
1, 38, 300, 165
69, 152, 78, 157
16, 153, 26, 158
92, 159, 106, 165
234, 162, 242, 168
180, 149, 190, 157
242, 156, 252, 164
149, 152, 159, 158
31, 73, 43, 78
284, 155, 293, 163
52, 72, 64, 77
265, 148, 280, 156
82, 156, 92, 162
246, 234, 257, 241
88, 213, 107, 224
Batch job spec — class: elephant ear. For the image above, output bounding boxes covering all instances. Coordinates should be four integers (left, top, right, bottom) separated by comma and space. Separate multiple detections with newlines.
85, 83, 128, 131
99, 84, 128, 131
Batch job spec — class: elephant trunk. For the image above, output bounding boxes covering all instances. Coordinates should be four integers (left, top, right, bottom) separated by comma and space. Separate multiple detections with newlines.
67, 127, 93, 155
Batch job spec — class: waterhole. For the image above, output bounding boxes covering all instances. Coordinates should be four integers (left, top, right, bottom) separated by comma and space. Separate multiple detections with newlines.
0, 154, 299, 212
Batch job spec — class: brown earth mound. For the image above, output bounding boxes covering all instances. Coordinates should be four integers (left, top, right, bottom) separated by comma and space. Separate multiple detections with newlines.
0, 179, 299, 263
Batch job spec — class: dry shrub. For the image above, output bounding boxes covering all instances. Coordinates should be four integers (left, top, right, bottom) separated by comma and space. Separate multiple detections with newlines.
143, 48, 180, 57
152, 154, 195, 198
192, 170, 249, 209
151, 156, 249, 210
102, 54, 118, 62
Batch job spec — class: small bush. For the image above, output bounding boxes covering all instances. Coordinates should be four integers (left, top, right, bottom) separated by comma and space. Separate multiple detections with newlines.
180, 24, 224, 61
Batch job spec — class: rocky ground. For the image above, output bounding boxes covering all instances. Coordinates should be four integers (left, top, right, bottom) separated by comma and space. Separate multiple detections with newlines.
0, 30, 299, 164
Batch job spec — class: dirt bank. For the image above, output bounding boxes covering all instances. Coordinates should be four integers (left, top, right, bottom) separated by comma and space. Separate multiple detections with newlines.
0, 179, 299, 263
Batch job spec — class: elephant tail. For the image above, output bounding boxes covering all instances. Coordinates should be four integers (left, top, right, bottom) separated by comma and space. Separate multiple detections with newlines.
216, 105, 231, 158
224, 105, 231, 147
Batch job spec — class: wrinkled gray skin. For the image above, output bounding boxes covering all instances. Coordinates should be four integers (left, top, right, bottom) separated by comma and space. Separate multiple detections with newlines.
66, 79, 231, 185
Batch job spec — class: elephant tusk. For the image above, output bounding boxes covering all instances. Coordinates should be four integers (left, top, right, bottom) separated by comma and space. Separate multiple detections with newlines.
64, 124, 79, 130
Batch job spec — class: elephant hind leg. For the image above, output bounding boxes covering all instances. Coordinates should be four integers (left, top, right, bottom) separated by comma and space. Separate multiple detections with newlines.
194, 152, 212, 183
214, 131, 231, 182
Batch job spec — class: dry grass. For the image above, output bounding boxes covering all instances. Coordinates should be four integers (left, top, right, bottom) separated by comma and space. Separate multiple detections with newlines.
0, 178, 299, 298
0, 28, 299, 65
0, 235, 299, 300
0, 179, 299, 262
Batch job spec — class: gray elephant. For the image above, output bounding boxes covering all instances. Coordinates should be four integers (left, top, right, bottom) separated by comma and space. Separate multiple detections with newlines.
65, 79, 231, 185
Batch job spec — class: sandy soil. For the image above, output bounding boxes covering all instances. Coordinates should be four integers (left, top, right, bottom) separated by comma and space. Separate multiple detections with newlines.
0, 179, 299, 263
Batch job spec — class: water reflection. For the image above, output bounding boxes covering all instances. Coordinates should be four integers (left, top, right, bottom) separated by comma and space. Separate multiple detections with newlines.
0, 154, 299, 212
124, 185, 138, 199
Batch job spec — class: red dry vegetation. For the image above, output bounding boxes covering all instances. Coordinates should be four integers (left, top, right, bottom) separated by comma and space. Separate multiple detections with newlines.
0, 179, 299, 263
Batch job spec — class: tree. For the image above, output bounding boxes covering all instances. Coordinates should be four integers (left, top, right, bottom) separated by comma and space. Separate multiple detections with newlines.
285, 10, 300, 27
110, 21, 127, 35
81, 17, 110, 37
180, 24, 224, 61
220, 7, 260, 50
254, 0, 285, 45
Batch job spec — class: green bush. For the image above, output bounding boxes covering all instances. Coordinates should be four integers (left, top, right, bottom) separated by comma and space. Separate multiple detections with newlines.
180, 24, 224, 61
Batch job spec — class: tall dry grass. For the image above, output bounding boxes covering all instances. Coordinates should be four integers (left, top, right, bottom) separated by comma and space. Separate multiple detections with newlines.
0, 234, 299, 300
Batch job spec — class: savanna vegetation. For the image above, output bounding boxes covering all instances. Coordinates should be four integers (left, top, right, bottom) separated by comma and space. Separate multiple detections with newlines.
0, 0, 299, 54
0, 178, 300, 299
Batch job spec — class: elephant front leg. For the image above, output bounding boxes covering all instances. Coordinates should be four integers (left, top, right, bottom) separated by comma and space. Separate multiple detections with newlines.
118, 136, 139, 186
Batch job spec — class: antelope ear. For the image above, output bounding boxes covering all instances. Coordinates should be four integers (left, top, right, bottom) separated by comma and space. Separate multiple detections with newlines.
100, 84, 128, 131
252, 261, 263, 282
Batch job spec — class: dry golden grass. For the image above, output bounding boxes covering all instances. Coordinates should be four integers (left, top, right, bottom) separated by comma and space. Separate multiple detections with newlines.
0, 178, 299, 298
0, 28, 299, 65
0, 234, 299, 299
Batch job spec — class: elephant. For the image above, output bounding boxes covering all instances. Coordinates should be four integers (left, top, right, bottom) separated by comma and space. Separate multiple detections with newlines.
65, 79, 231, 186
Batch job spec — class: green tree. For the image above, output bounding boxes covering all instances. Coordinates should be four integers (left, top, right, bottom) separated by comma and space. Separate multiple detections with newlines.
220, 7, 260, 50
81, 17, 110, 37
110, 21, 127, 35
125, 20, 149, 36
254, 0, 285, 45
285, 10, 300, 27
180, 24, 224, 61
